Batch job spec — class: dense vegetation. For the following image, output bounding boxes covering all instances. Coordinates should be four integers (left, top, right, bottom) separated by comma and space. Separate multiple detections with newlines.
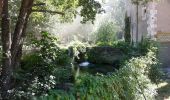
7, 32, 162, 100
0, 0, 163, 100
0, 0, 102, 99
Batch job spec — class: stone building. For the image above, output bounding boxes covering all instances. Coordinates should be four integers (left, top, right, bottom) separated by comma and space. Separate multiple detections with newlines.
126, 0, 157, 42
155, 0, 170, 67
127, 0, 170, 67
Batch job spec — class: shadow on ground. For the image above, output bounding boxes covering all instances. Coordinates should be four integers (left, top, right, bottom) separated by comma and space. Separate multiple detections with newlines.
155, 79, 170, 100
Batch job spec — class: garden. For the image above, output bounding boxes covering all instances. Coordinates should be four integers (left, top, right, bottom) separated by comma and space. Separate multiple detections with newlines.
0, 0, 169, 100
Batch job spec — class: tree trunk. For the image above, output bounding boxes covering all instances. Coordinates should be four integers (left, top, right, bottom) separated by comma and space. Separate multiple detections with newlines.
1, 0, 34, 99
12, 12, 31, 70
11, 0, 34, 69
0, 0, 12, 99
0, 0, 3, 16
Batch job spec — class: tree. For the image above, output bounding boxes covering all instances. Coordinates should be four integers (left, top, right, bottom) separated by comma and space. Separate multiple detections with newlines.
96, 21, 117, 45
0, 0, 102, 99
124, 13, 131, 43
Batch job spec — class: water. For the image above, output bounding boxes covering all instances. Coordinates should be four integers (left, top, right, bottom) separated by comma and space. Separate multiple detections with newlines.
78, 61, 116, 75
79, 61, 90, 67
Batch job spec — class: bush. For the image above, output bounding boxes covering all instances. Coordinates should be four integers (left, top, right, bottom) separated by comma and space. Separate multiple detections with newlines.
13, 32, 72, 99
35, 42, 161, 100
111, 39, 159, 59
137, 38, 159, 55
13, 66, 72, 100
13, 33, 162, 100
95, 21, 117, 46
112, 40, 135, 55
32, 31, 71, 66
68, 41, 89, 63
18, 31, 71, 78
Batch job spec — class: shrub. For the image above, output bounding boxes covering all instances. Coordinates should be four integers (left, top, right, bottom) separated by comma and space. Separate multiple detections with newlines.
18, 31, 71, 78
13, 33, 162, 100
34, 41, 161, 100
95, 21, 117, 46
35, 44, 160, 100
13, 66, 72, 100
13, 32, 72, 99
68, 41, 89, 63
137, 38, 158, 55
112, 40, 135, 55
32, 31, 71, 66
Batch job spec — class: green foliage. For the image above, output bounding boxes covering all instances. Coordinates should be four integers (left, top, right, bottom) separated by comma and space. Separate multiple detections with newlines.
31, 0, 102, 23
35, 40, 161, 100
67, 41, 89, 82
68, 41, 88, 60
137, 38, 158, 54
13, 32, 72, 99
68, 41, 91, 65
78, 0, 102, 23
14, 66, 72, 100
36, 51, 158, 100
13, 32, 162, 100
112, 41, 135, 55
7, 0, 102, 46
110, 39, 159, 58
131, 39, 162, 84
32, 31, 71, 66
95, 21, 117, 46
113, 39, 163, 84
18, 32, 61, 78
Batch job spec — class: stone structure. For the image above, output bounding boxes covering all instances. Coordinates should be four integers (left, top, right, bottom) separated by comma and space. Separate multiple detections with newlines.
127, 0, 170, 67
126, 1, 157, 42
156, 0, 170, 34
87, 46, 124, 65
155, 0, 170, 67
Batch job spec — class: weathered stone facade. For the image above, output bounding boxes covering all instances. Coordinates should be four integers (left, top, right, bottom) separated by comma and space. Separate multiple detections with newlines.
126, 1, 157, 42
127, 0, 170, 67
156, 0, 170, 33
155, 0, 170, 67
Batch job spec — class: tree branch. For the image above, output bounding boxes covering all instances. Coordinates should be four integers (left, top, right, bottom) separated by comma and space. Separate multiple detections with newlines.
33, 3, 45, 6
31, 9, 64, 15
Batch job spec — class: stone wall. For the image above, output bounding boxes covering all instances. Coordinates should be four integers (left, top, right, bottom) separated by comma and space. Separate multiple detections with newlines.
156, 0, 170, 67
87, 46, 124, 65
126, 1, 153, 42
156, 0, 170, 33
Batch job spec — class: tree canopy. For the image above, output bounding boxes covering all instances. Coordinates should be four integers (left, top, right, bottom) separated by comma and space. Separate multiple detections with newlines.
0, 0, 102, 99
